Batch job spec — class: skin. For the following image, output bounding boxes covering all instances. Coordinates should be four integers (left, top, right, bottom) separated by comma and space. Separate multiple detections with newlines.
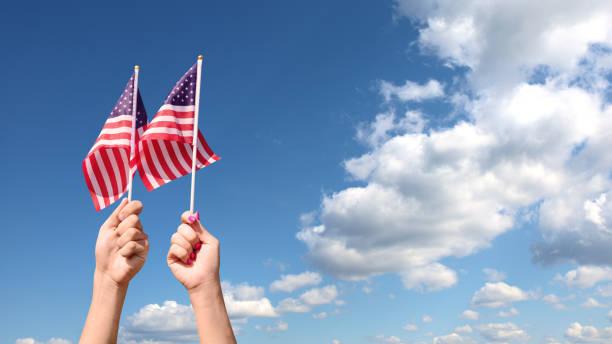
167, 212, 236, 344
80, 199, 149, 344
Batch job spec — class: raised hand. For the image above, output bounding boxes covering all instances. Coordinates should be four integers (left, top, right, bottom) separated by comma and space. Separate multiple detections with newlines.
95, 198, 149, 287
167, 211, 220, 293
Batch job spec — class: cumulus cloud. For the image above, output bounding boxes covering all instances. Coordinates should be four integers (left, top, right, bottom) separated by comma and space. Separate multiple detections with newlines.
476, 323, 529, 343
483, 268, 507, 282
580, 297, 606, 308
269, 271, 322, 293
119, 301, 198, 343
422, 315, 434, 323
255, 321, 288, 332
222, 281, 278, 318
312, 312, 328, 319
298, 0, 612, 291
15, 339, 71, 344
276, 285, 338, 313
433, 333, 473, 344
542, 294, 568, 310
459, 310, 479, 320
565, 322, 612, 343
496, 307, 519, 317
556, 266, 612, 289
471, 282, 528, 308
379, 79, 444, 102
374, 334, 407, 344
403, 324, 419, 331
454, 325, 472, 333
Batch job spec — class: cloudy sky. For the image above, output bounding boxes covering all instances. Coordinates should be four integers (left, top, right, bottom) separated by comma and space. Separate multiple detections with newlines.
3, 0, 612, 343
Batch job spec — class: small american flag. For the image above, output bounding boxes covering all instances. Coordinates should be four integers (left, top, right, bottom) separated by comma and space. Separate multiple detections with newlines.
83, 72, 148, 211
137, 63, 219, 191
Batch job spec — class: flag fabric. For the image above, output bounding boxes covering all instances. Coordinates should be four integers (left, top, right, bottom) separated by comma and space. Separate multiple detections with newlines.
83, 73, 148, 211
136, 63, 219, 191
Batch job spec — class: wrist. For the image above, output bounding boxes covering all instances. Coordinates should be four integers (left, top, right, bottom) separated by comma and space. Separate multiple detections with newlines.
93, 269, 129, 295
188, 278, 223, 303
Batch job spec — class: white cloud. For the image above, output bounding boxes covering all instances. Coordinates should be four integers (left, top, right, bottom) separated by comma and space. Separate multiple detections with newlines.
393, 0, 612, 91
312, 312, 328, 319
255, 321, 288, 332
379, 79, 444, 102
276, 285, 338, 313
15, 339, 71, 344
608, 310, 612, 322
299, 0, 612, 291
119, 301, 198, 343
556, 266, 612, 289
422, 315, 434, 323
375, 335, 407, 344
401, 263, 458, 292
269, 271, 322, 293
483, 268, 507, 282
454, 325, 472, 333
403, 324, 419, 331
362, 285, 373, 294
334, 299, 346, 306
581, 297, 606, 308
471, 282, 528, 308
496, 307, 519, 317
476, 323, 529, 343
542, 294, 569, 310
300, 285, 338, 306
598, 284, 612, 297
433, 333, 474, 344
459, 310, 479, 320
565, 322, 612, 343
222, 281, 278, 318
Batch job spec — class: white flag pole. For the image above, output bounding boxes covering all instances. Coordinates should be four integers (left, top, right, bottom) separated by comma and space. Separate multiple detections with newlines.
127, 65, 140, 201
189, 55, 204, 213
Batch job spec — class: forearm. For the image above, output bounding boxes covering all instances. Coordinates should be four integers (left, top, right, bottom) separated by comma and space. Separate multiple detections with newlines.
190, 281, 236, 344
80, 270, 128, 344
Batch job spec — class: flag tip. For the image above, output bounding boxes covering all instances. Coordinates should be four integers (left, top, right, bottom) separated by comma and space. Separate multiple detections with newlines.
198, 55, 204, 60
134, 65, 140, 70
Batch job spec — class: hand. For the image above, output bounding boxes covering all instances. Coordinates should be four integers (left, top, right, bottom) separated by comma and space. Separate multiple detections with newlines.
95, 199, 149, 287
167, 211, 220, 293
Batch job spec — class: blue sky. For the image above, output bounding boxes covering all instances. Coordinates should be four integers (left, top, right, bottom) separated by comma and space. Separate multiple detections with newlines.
3, 1, 612, 343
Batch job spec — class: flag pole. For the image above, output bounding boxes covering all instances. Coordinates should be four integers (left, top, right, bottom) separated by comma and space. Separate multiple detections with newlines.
127, 65, 140, 201
189, 55, 204, 213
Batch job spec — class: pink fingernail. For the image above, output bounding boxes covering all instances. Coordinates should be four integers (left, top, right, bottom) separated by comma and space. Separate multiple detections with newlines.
188, 216, 196, 222
194, 242, 202, 250
186, 258, 192, 265
196, 211, 200, 220
190, 252, 196, 260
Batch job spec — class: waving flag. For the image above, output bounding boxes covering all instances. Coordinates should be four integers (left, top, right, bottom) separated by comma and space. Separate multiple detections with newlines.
137, 62, 219, 191
83, 71, 148, 211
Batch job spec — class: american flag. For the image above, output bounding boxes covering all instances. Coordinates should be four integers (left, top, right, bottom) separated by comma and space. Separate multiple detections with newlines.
83, 72, 148, 211
137, 63, 219, 191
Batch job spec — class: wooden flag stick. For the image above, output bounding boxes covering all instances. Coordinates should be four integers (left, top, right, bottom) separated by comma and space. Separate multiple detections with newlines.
127, 65, 140, 201
189, 55, 204, 213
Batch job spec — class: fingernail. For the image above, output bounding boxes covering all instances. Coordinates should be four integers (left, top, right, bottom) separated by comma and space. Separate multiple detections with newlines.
188, 216, 196, 222
190, 252, 196, 260
194, 242, 202, 250
196, 211, 200, 220
186, 258, 192, 265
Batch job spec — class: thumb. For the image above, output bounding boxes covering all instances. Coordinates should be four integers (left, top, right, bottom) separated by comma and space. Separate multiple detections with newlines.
102, 198, 129, 229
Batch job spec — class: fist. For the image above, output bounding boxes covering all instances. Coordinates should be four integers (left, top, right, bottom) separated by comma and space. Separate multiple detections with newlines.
167, 212, 220, 293
95, 199, 149, 286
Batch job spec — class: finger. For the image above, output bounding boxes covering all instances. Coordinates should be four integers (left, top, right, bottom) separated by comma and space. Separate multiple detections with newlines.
171, 232, 193, 253
118, 239, 149, 258
118, 200, 143, 222
167, 244, 190, 264
117, 228, 148, 248
102, 198, 129, 229
116, 214, 143, 235
177, 224, 199, 246
180, 211, 218, 245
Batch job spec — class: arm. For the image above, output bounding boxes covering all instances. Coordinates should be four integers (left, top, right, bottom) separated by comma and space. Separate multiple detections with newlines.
167, 211, 236, 344
80, 199, 149, 344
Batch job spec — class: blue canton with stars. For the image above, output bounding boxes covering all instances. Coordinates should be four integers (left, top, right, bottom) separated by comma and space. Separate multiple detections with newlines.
163, 63, 197, 106
110, 72, 147, 129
